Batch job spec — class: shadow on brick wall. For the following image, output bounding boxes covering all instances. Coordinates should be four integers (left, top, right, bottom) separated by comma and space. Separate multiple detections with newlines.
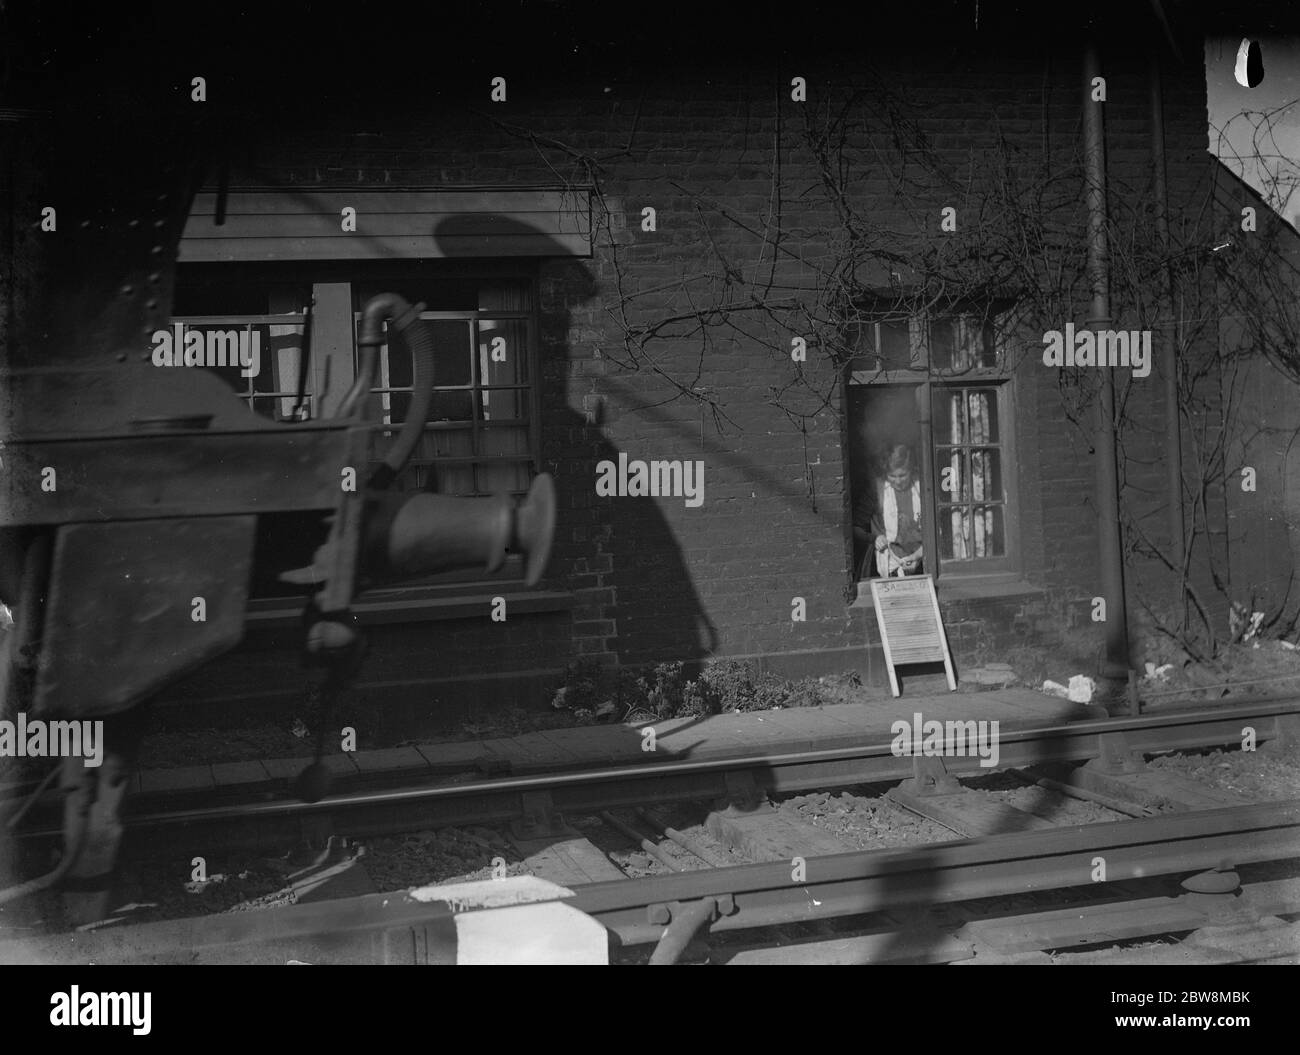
435, 215, 720, 677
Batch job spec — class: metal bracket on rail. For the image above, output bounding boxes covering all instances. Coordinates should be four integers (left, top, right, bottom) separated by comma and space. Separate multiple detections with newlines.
647, 894, 737, 927
1262, 713, 1300, 754
1178, 862, 1259, 926
717, 770, 767, 815
511, 790, 573, 840
647, 893, 736, 963
1085, 730, 1145, 775
899, 755, 961, 796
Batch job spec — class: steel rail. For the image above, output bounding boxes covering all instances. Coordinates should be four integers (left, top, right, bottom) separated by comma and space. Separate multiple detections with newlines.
5, 799, 1297, 964
11, 698, 1300, 859
574, 798, 1300, 944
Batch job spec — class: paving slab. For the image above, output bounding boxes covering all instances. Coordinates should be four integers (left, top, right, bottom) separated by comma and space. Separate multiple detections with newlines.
529, 730, 613, 763
672, 713, 806, 752
522, 725, 648, 765
974, 697, 1085, 725
138, 765, 215, 795
210, 760, 273, 787
809, 703, 896, 737
645, 716, 801, 760
636, 718, 726, 758
482, 734, 582, 772
350, 746, 429, 773
414, 739, 496, 770
262, 753, 358, 781
725, 709, 843, 752
628, 716, 708, 736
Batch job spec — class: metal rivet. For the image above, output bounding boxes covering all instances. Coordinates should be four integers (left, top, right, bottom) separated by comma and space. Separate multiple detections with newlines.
150, 245, 163, 254
121, 285, 134, 295
147, 272, 161, 284
146, 299, 158, 310
80, 220, 91, 229
128, 219, 140, 228
153, 219, 166, 228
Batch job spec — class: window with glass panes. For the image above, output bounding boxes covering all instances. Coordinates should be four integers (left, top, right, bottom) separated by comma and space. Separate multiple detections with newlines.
933, 386, 1006, 563
171, 275, 315, 422
171, 266, 542, 597
169, 313, 314, 421
353, 277, 537, 499
846, 303, 1017, 579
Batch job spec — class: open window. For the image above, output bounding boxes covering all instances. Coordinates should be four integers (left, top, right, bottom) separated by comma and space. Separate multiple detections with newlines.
845, 300, 1018, 586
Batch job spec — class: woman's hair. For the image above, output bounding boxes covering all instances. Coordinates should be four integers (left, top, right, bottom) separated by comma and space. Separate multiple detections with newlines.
883, 445, 914, 474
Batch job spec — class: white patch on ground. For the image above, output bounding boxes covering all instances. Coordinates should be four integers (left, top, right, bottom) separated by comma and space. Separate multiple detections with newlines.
408, 875, 573, 909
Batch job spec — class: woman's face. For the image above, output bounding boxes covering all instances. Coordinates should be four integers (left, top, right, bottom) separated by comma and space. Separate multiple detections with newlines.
887, 467, 913, 492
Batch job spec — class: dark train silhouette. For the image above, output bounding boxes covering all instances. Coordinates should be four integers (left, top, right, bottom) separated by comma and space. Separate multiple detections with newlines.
0, 46, 556, 922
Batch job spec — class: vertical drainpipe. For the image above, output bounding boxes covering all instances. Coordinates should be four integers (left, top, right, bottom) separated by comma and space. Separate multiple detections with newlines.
1083, 41, 1131, 676
1149, 56, 1186, 571
916, 381, 937, 584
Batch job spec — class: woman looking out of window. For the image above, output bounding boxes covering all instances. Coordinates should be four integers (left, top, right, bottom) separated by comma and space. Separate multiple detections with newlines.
872, 445, 923, 578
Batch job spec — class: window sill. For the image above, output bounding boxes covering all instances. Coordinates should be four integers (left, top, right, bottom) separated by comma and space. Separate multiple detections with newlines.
934, 574, 1043, 602
245, 587, 575, 629
849, 573, 1042, 607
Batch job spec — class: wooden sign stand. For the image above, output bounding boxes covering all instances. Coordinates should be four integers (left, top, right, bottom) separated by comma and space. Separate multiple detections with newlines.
868, 574, 957, 697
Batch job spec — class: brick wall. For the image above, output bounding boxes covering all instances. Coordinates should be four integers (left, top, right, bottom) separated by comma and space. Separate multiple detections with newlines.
128, 30, 1242, 707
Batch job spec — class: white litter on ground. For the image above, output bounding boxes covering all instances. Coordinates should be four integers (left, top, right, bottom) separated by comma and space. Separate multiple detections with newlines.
1041, 674, 1096, 702
408, 875, 574, 910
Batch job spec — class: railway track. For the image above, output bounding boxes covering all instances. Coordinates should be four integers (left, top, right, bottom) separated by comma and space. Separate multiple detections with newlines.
4, 697, 1299, 964
4, 799, 1298, 964
7, 697, 1297, 857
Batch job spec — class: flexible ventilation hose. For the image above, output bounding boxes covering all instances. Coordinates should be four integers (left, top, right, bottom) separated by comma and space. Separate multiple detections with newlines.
344, 293, 435, 489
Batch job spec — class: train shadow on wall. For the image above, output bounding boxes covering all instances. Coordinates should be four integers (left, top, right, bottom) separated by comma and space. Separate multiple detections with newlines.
144, 205, 717, 755
430, 212, 721, 680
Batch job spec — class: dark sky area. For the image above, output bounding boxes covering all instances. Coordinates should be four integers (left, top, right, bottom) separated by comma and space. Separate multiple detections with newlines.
5, 2, 1300, 113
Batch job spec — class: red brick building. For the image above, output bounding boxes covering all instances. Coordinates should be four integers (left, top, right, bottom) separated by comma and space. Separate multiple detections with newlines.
4, 4, 1294, 726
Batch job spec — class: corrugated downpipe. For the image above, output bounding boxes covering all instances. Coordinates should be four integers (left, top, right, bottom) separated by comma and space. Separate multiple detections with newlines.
1083, 41, 1131, 677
